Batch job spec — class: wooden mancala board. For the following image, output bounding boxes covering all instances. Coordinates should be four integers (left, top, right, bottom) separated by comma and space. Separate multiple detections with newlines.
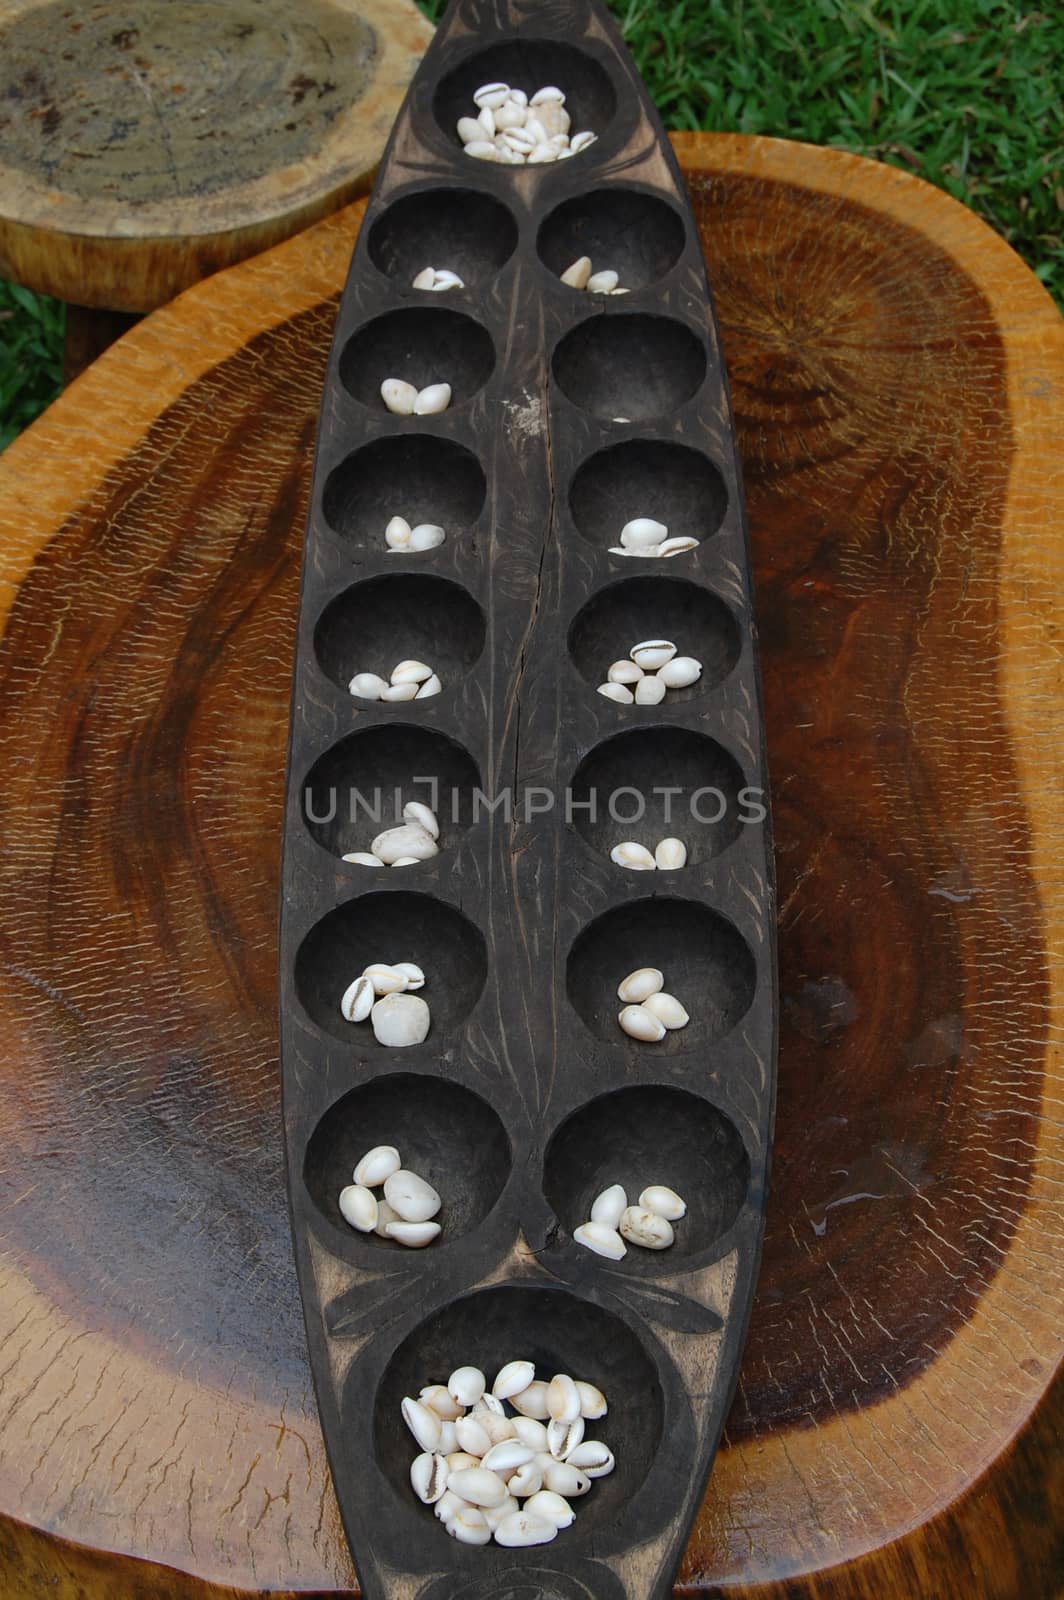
279, 1, 777, 1595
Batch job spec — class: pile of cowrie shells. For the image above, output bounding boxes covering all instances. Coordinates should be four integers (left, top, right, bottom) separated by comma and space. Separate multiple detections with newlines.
340, 959, 432, 1047
339, 1144, 442, 1248
559, 256, 628, 296
458, 82, 597, 166
611, 837, 687, 872
381, 378, 452, 416
349, 660, 442, 702
616, 966, 689, 1042
574, 1182, 687, 1260
403, 1362, 615, 1546
609, 517, 699, 560
597, 639, 703, 705
412, 267, 465, 292
344, 800, 441, 869
385, 515, 446, 553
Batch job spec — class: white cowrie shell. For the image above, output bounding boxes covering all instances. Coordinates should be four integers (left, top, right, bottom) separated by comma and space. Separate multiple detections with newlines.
477, 105, 496, 135
340, 975, 375, 1021
658, 654, 703, 688
457, 116, 484, 144
474, 1391, 506, 1417
438, 1419, 458, 1454
620, 1204, 675, 1250
643, 991, 690, 1030
493, 100, 526, 130
569, 130, 597, 153
483, 1494, 521, 1530
530, 85, 565, 105
640, 1184, 687, 1220
630, 638, 677, 669
560, 255, 592, 289
371, 992, 431, 1047
349, 670, 389, 700
414, 383, 452, 415
390, 659, 434, 685
381, 378, 418, 414
449, 1506, 492, 1544
392, 960, 426, 989
446, 1451, 481, 1472
612, 542, 659, 556
543, 1461, 591, 1497
619, 1003, 667, 1041
525, 1489, 575, 1528
448, 1364, 486, 1406
473, 81, 510, 108
386, 1218, 440, 1247
566, 1440, 615, 1476
470, 1407, 515, 1447
482, 1440, 534, 1473
431, 270, 465, 291
634, 674, 667, 706
509, 1379, 550, 1419
361, 962, 409, 995
493, 1359, 536, 1400
617, 967, 664, 1003
510, 87, 528, 106
548, 132, 571, 148
597, 681, 634, 704
415, 672, 443, 698
402, 1396, 442, 1453
385, 514, 412, 547
611, 286, 631, 294
535, 103, 570, 137
548, 1416, 584, 1459
655, 836, 687, 869
463, 140, 499, 161
434, 1487, 467, 1523
620, 516, 668, 548
611, 841, 657, 870
420, 1384, 463, 1420
342, 851, 386, 868
590, 1184, 627, 1229
411, 1451, 449, 1503
547, 1374, 580, 1424
402, 802, 439, 838
573, 1221, 626, 1259
338, 1183, 377, 1231
408, 522, 446, 550
608, 659, 643, 684
575, 1380, 608, 1419
493, 1512, 558, 1547
523, 115, 549, 144
510, 1416, 549, 1451
587, 270, 619, 294
507, 1459, 543, 1498
454, 1415, 492, 1458
374, 1198, 400, 1237
353, 1144, 400, 1186
502, 127, 537, 152
526, 145, 557, 164
371, 822, 438, 864
659, 536, 700, 557
448, 1467, 509, 1507
379, 682, 420, 702
382, 1171, 438, 1216
412, 267, 436, 290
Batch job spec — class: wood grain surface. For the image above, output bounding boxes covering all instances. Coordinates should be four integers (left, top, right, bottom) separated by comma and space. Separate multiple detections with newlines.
0, 131, 1060, 1598
0, 0, 433, 309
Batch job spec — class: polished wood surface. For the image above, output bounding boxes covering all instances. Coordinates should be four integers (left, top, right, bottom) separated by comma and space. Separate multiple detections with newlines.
0, 131, 1060, 1597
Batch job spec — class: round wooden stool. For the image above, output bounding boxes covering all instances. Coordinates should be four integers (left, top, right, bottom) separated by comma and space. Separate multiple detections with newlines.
0, 132, 1060, 1597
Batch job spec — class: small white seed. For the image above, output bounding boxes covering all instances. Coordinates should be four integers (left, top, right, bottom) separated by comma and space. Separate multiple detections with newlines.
420, 1384, 463, 1421
374, 1199, 400, 1237
589, 1184, 627, 1229
385, 1169, 442, 1223
530, 85, 565, 105
543, 1461, 591, 1497
473, 82, 510, 108
411, 1451, 449, 1503
524, 1489, 575, 1528
573, 1221, 626, 1260
380, 682, 420, 702
340, 974, 375, 1021
349, 671, 389, 700
569, 130, 597, 153
630, 639, 677, 670
448, 1467, 509, 1508
654, 837, 687, 870
493, 1511, 558, 1547
457, 116, 484, 144
412, 267, 436, 291
338, 1184, 377, 1231
381, 378, 418, 414
402, 1396, 442, 1453
548, 1416, 584, 1459
414, 383, 452, 415
390, 658, 434, 685
454, 1415, 492, 1458
353, 1144, 401, 1187
597, 681, 634, 705
620, 517, 668, 549
362, 962, 409, 995
617, 967, 664, 1003
640, 1184, 687, 1220
482, 1440, 534, 1474
610, 841, 657, 870
619, 1003, 666, 1041
408, 522, 446, 550
493, 1360, 536, 1400
566, 1440, 615, 1476
658, 654, 703, 688
371, 822, 438, 864
659, 536, 700, 557
587, 270, 619, 294
385, 514, 412, 548
507, 1459, 543, 1498
560, 255, 592, 289
449, 1506, 492, 1545
634, 675, 667, 706
575, 1380, 608, 1419
342, 850, 386, 868
386, 1219, 440, 1247
371, 992, 431, 1047
415, 672, 443, 698
643, 991, 690, 1030
620, 1205, 675, 1250
449, 1364, 486, 1407
511, 1416, 549, 1451
509, 1379, 550, 1419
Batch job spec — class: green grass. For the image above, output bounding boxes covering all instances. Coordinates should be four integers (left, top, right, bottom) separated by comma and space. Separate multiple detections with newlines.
1, 0, 1060, 448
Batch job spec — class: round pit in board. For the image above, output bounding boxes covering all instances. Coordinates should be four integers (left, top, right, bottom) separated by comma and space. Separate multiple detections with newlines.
539, 188, 686, 292
339, 307, 495, 413
314, 574, 485, 697
368, 189, 519, 289
569, 439, 728, 560
305, 1078, 510, 1249
433, 40, 617, 162
552, 313, 706, 422
568, 575, 741, 702
322, 435, 485, 548
545, 1086, 750, 1271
